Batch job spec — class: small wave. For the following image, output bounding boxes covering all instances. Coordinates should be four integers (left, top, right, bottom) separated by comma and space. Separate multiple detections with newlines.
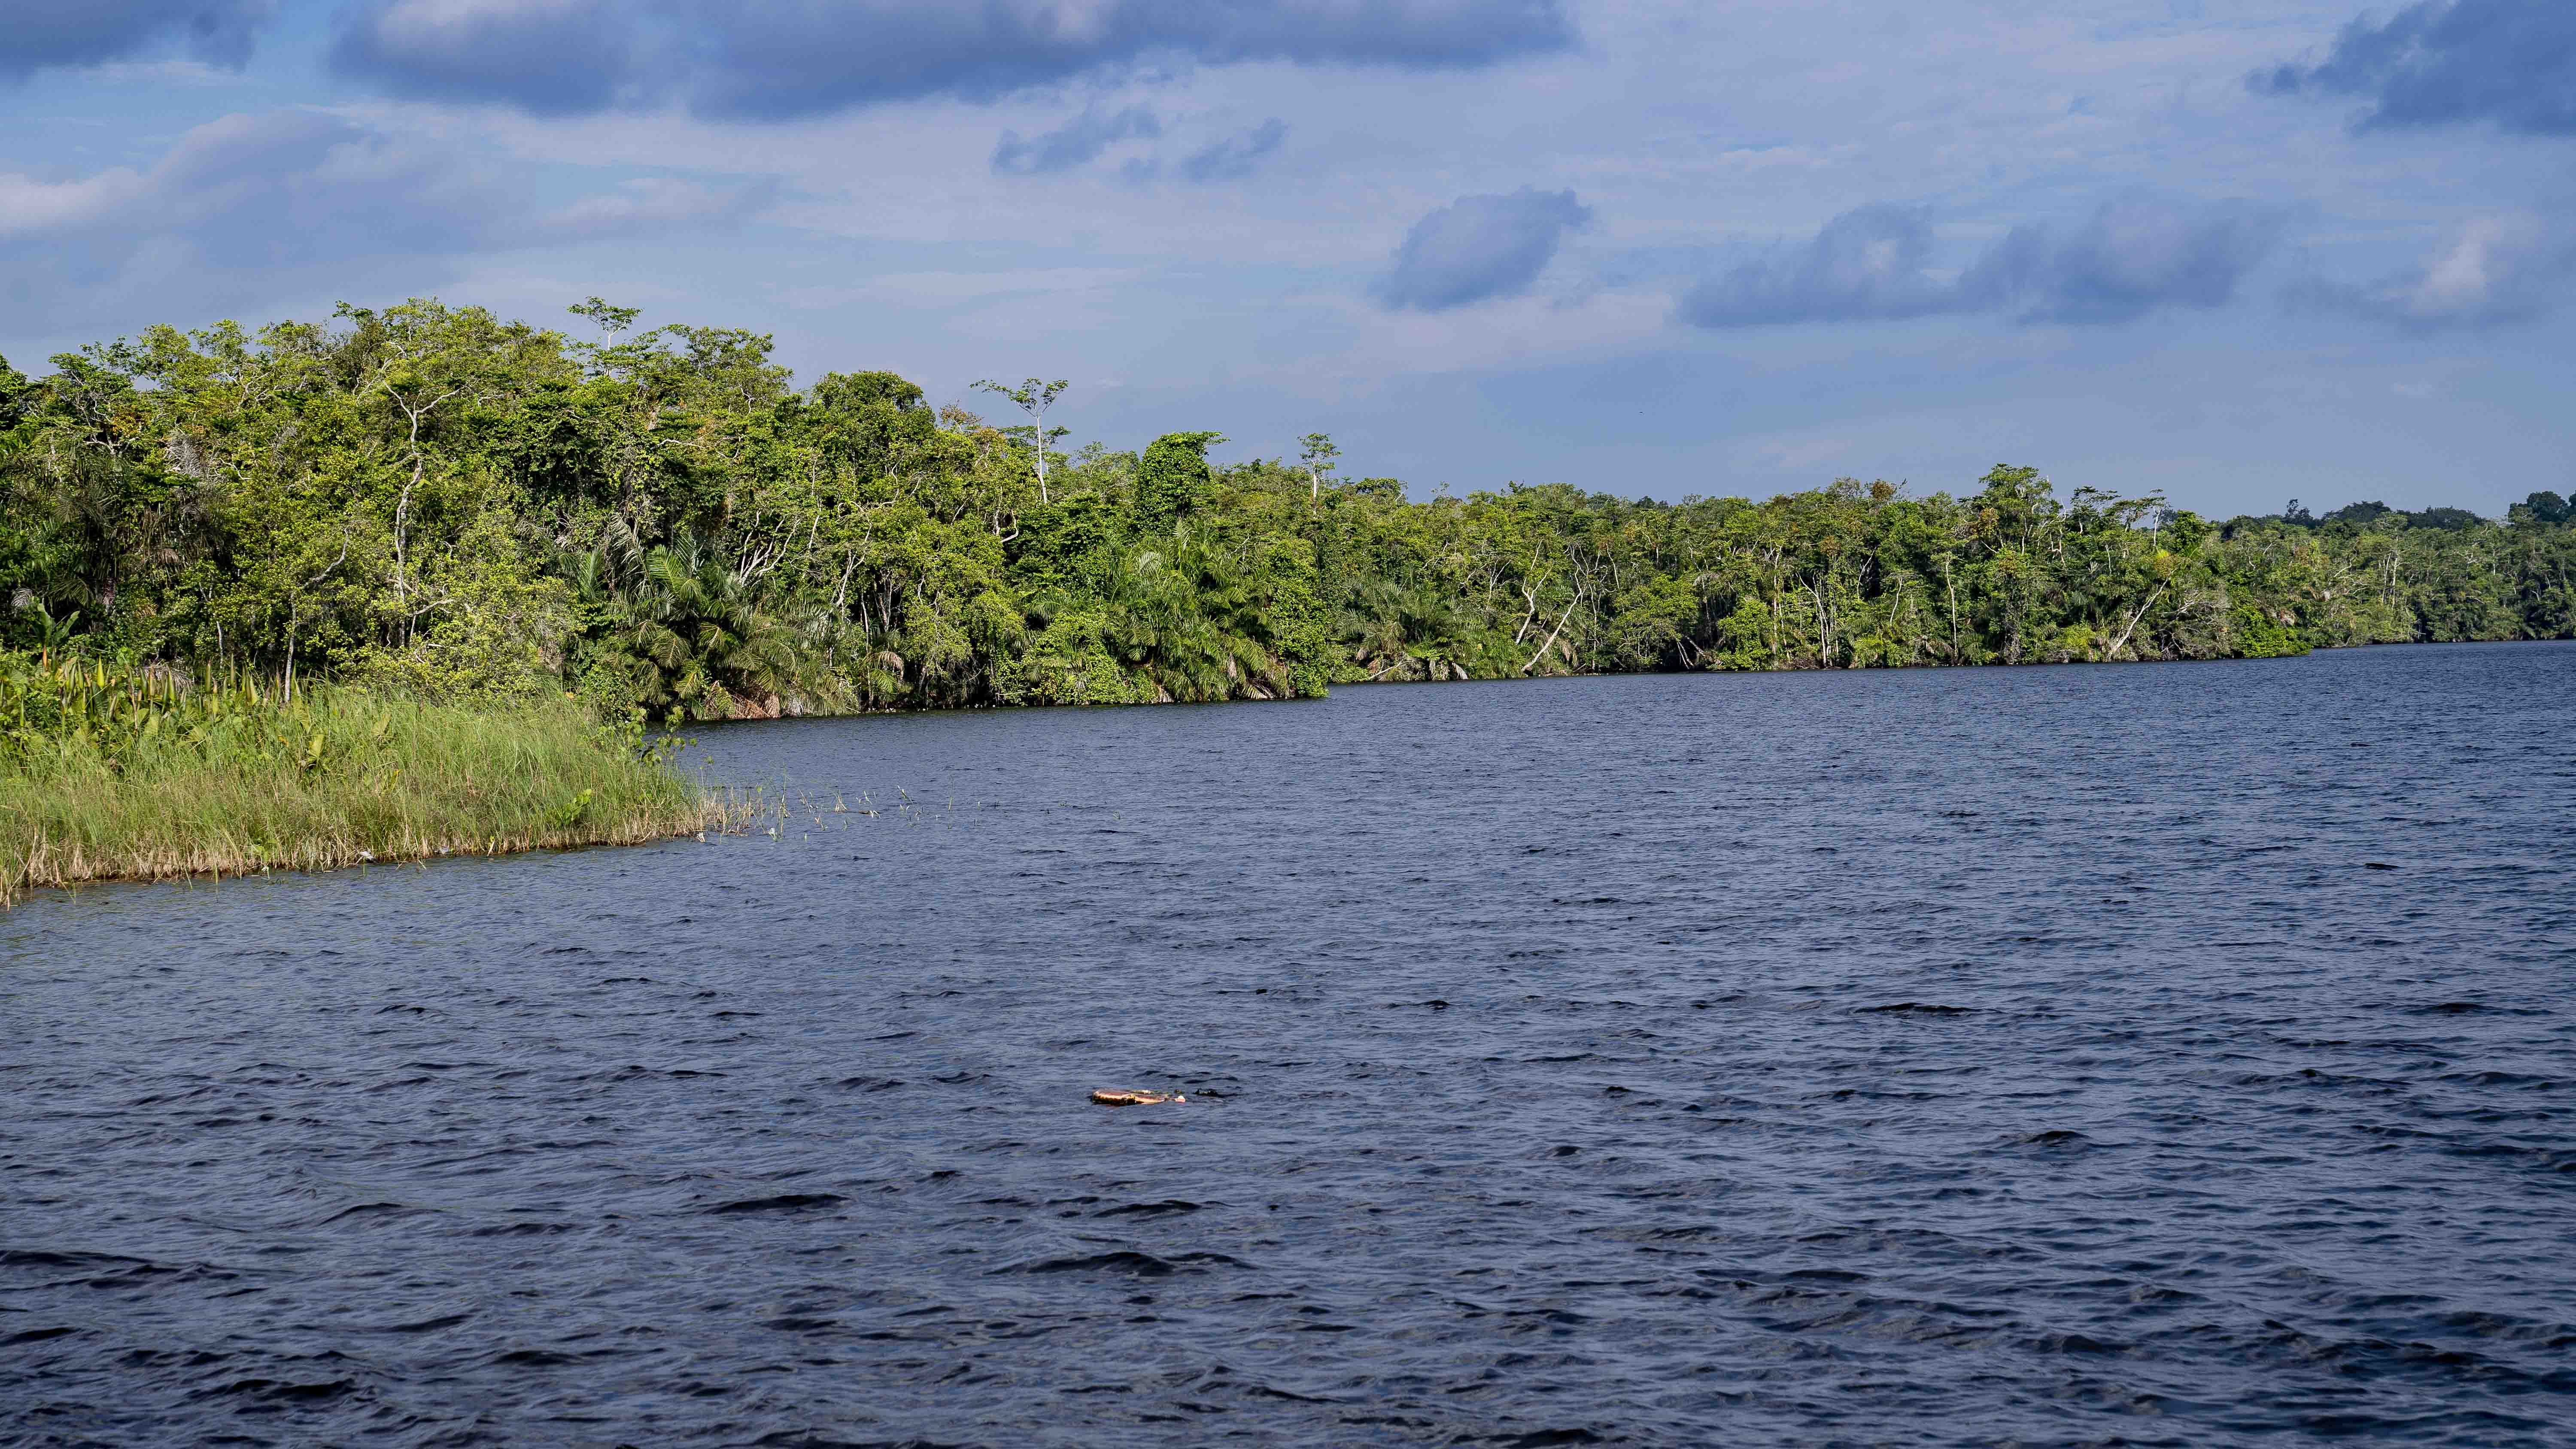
578, 1064, 729, 1083
2439, 1070, 2561, 1089
1244, 1382, 1339, 1402
0, 1249, 144, 1271
190, 1376, 360, 1403
364, 1312, 471, 1334
1005, 1250, 1250, 1276
315, 1201, 429, 1226
2020, 1329, 2130, 1355
746, 1432, 974, 1449
491, 1348, 582, 1367
706, 1193, 846, 1215
2009, 1129, 2095, 1149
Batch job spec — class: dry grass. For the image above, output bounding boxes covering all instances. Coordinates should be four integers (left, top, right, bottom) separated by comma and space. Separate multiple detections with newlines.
0, 659, 737, 906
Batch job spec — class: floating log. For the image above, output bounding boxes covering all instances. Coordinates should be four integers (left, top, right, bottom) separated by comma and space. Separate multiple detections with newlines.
1091, 1088, 1186, 1106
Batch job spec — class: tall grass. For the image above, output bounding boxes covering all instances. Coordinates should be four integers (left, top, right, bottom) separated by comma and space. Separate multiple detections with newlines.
0, 655, 728, 906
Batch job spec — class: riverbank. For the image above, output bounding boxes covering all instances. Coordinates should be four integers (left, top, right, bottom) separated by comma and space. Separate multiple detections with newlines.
0, 655, 726, 907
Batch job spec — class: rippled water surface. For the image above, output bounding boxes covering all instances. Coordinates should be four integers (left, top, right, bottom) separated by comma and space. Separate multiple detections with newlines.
7, 643, 2575, 1446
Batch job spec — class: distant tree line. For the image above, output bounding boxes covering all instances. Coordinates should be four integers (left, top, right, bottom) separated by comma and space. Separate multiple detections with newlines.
2271, 494, 2573, 531
2, 299, 2569, 720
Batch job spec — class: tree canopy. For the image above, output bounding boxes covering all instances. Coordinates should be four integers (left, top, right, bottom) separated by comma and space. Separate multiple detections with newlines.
2, 300, 2568, 721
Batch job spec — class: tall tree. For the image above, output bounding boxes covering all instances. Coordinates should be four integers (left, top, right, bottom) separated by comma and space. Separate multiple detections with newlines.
972, 377, 1070, 503
1299, 431, 1340, 503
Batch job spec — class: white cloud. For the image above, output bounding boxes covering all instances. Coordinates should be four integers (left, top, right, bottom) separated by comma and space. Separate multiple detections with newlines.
0, 170, 148, 238
544, 176, 775, 235
2293, 213, 2576, 330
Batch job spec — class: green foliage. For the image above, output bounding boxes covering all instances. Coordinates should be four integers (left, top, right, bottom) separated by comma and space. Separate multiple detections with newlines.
539, 788, 595, 830
2517, 491, 2571, 527
1004, 605, 1153, 706
0, 301, 2565, 728
1135, 431, 1224, 530
2228, 604, 2310, 658
0, 353, 30, 433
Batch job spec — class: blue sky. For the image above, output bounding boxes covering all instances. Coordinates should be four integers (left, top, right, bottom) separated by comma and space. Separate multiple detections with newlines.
4, 0, 2573, 517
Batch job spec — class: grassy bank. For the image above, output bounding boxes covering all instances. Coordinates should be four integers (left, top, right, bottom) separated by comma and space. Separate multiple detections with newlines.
0, 654, 726, 907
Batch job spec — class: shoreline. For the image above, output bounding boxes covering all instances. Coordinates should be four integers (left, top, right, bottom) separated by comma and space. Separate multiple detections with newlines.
0, 822, 724, 911
9, 637, 2561, 908
687, 634, 2573, 724
2, 807, 730, 909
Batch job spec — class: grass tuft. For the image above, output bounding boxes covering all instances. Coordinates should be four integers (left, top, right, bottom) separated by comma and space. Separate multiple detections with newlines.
0, 655, 735, 907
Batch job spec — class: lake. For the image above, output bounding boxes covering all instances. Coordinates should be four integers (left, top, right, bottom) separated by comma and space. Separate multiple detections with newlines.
5, 642, 2573, 1446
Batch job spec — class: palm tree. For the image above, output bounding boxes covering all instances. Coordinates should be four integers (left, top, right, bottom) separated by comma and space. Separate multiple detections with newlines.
567, 529, 802, 719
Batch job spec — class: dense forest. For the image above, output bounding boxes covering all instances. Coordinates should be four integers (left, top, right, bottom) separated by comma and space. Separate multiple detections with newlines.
2, 299, 2570, 721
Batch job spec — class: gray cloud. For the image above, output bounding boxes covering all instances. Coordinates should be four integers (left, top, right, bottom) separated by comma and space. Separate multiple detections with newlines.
331, 0, 640, 116
0, 110, 768, 332
1179, 118, 1288, 183
1962, 197, 2284, 324
330, 0, 1576, 121
5, 0, 275, 80
1676, 203, 1953, 327
1377, 187, 1590, 312
993, 105, 1161, 176
1680, 197, 2282, 330
2290, 215, 2576, 328
2253, 0, 2576, 136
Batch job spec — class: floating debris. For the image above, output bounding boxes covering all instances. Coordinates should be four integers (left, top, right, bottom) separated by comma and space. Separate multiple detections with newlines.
1091, 1088, 1186, 1106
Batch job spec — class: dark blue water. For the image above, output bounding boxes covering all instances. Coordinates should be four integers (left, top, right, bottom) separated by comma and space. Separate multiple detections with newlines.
6, 643, 2573, 1447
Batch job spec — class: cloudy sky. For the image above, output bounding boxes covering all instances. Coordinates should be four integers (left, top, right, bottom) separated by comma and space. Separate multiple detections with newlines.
5, 1, 2572, 515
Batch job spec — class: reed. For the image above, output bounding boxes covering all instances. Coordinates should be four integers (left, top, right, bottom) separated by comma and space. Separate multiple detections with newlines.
0, 654, 733, 906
